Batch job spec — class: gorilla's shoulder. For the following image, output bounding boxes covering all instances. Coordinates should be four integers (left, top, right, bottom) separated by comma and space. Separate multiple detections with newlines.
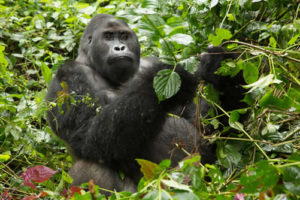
56, 61, 89, 81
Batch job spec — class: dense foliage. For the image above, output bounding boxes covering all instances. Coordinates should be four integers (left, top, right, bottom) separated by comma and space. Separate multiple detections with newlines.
0, 0, 299, 199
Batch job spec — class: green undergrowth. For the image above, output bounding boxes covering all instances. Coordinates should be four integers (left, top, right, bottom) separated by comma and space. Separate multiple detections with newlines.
0, 0, 299, 199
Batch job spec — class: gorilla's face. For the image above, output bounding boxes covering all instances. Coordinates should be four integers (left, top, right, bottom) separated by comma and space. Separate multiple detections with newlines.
87, 16, 140, 85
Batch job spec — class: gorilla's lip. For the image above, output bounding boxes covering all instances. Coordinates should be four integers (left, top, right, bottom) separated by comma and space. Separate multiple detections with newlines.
108, 55, 134, 64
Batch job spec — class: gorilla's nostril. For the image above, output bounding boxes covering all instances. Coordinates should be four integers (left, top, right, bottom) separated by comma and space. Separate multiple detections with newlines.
114, 45, 126, 51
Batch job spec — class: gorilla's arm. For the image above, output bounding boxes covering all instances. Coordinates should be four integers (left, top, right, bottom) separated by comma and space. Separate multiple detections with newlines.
47, 61, 197, 170
197, 46, 247, 111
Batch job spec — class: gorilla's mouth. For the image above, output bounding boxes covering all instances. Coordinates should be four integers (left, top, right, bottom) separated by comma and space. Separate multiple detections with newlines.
108, 56, 134, 65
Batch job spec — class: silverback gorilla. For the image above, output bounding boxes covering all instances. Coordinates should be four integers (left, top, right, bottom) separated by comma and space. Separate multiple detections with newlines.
46, 14, 245, 192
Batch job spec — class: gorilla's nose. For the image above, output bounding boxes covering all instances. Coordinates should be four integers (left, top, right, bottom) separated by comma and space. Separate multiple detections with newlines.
114, 45, 126, 51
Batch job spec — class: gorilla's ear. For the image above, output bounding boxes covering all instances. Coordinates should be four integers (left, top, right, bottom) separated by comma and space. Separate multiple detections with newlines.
88, 35, 92, 45
76, 51, 89, 65
76, 34, 93, 65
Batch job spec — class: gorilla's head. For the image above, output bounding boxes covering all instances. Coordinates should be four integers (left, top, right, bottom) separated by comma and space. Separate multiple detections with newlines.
77, 14, 140, 86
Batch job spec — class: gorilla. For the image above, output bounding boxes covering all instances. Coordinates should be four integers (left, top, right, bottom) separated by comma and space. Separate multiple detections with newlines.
46, 14, 245, 192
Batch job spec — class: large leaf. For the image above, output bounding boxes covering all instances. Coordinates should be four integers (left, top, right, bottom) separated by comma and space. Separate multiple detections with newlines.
179, 56, 198, 74
282, 166, 300, 195
21, 165, 56, 190
40, 62, 52, 86
136, 159, 158, 180
153, 69, 181, 102
172, 191, 199, 200
242, 62, 259, 84
161, 179, 192, 192
217, 143, 241, 168
169, 33, 194, 45
243, 74, 282, 93
143, 189, 170, 200
240, 161, 279, 193
208, 28, 232, 46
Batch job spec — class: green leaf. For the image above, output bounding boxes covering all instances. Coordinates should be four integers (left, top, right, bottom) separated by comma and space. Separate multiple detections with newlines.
229, 110, 240, 123
217, 143, 241, 168
227, 13, 236, 21
136, 159, 158, 180
153, 69, 181, 102
269, 36, 277, 48
288, 34, 300, 45
243, 74, 282, 93
180, 155, 201, 170
0, 154, 10, 162
161, 39, 176, 58
258, 32, 270, 42
172, 192, 199, 200
282, 166, 300, 195
141, 0, 159, 8
241, 161, 279, 193
62, 170, 73, 184
218, 61, 242, 77
242, 62, 259, 84
179, 57, 198, 74
207, 164, 224, 185
259, 90, 293, 110
169, 33, 193, 45
0, 45, 8, 69
140, 15, 165, 39
161, 179, 192, 192
288, 153, 300, 161
287, 87, 300, 111
208, 28, 232, 46
229, 121, 244, 131
166, 16, 186, 27
41, 62, 52, 85
143, 189, 170, 200
204, 84, 220, 104
210, 0, 219, 9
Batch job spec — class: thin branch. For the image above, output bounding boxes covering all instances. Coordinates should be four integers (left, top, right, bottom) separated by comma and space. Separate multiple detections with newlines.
203, 136, 273, 145
223, 40, 300, 63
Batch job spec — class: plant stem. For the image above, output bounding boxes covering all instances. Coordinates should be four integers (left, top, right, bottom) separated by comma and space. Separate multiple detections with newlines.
223, 40, 300, 63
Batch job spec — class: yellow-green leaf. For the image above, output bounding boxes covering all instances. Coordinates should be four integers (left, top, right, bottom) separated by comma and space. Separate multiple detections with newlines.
136, 159, 158, 180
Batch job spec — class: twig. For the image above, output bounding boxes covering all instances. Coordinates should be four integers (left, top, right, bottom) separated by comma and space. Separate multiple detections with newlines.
220, 0, 233, 29
277, 117, 299, 125
282, 131, 300, 144
223, 40, 300, 63
203, 136, 273, 145
272, 138, 300, 147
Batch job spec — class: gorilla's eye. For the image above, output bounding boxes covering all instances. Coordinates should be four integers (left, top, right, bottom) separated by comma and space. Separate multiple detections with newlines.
104, 32, 114, 40
120, 32, 129, 41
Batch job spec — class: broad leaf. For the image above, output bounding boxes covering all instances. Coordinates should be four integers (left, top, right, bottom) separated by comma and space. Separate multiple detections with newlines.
282, 166, 300, 195
169, 33, 194, 45
208, 28, 232, 46
172, 191, 199, 200
153, 69, 181, 102
136, 159, 158, 180
161, 179, 192, 192
242, 62, 259, 84
21, 166, 56, 190
41, 62, 52, 85
0, 154, 10, 162
243, 74, 282, 93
